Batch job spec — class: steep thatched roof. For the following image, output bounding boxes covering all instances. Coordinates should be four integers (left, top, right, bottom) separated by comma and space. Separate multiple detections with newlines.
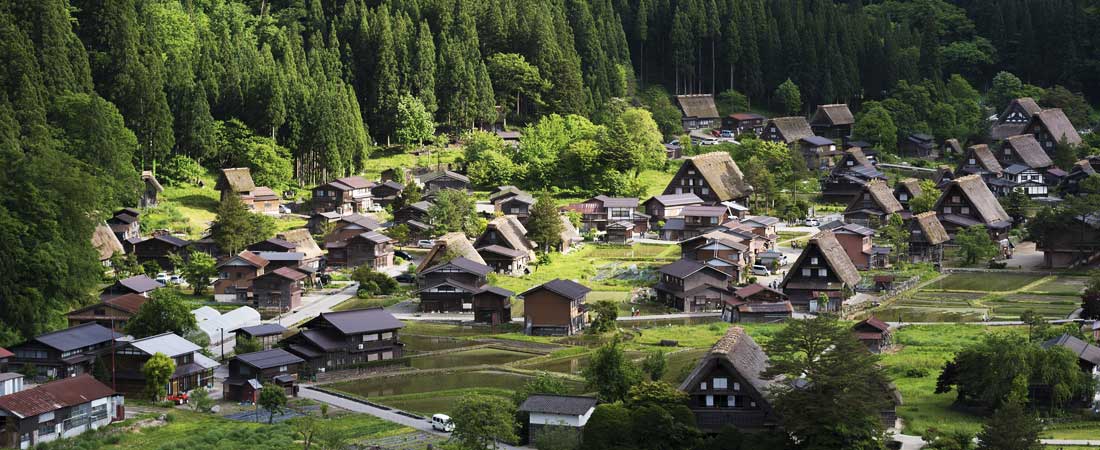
480, 215, 535, 255
810, 104, 855, 126
92, 222, 124, 261
964, 145, 1003, 174
942, 175, 1012, 225
913, 212, 949, 245
277, 229, 324, 261
678, 326, 775, 398
897, 178, 923, 198
1032, 108, 1082, 146
217, 168, 256, 193
862, 179, 903, 214
142, 171, 163, 192
675, 95, 720, 119
785, 231, 861, 287
943, 139, 963, 155
559, 215, 582, 246
1004, 135, 1053, 169
418, 232, 485, 272
767, 117, 814, 143
686, 152, 751, 201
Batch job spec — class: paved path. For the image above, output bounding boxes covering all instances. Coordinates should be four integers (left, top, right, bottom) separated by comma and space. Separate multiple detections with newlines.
270, 282, 358, 327
299, 386, 531, 450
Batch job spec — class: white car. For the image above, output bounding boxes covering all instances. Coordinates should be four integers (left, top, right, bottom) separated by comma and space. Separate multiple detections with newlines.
751, 265, 771, 276
155, 272, 169, 284
169, 275, 184, 285
417, 240, 436, 249
431, 414, 454, 432
804, 218, 820, 227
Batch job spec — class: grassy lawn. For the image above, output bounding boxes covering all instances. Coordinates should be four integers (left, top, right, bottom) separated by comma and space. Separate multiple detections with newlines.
38, 409, 410, 450
777, 231, 810, 243
333, 295, 408, 311
359, 146, 462, 180
370, 388, 515, 417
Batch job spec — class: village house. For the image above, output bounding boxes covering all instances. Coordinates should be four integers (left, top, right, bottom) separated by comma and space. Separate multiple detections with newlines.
778, 231, 861, 312
323, 213, 384, 244
721, 284, 793, 323
324, 231, 394, 268
113, 333, 219, 398
680, 231, 752, 280
998, 135, 1056, 198
909, 212, 950, 264
1024, 108, 1082, 152
281, 308, 405, 372
106, 208, 141, 242
605, 220, 635, 244
415, 257, 513, 323
643, 193, 705, 226
852, 317, 892, 353
933, 175, 1013, 241
831, 223, 889, 270
393, 201, 433, 228
306, 212, 341, 235
475, 216, 535, 274
738, 216, 780, 249
893, 178, 923, 211
0, 374, 123, 449
957, 144, 1004, 184
66, 293, 147, 332
821, 148, 885, 203
800, 136, 841, 170
215, 167, 258, 205
809, 104, 855, 140
7, 324, 121, 380
1041, 334, 1100, 376
943, 138, 964, 156
1037, 212, 1100, 268
654, 259, 733, 313
677, 205, 730, 239
100, 275, 163, 300
675, 95, 720, 130
248, 251, 304, 272
558, 215, 583, 253
140, 170, 162, 208
131, 234, 190, 270
679, 326, 778, 432
562, 195, 647, 233
277, 229, 324, 272
518, 395, 597, 444
493, 191, 535, 221
718, 221, 770, 256
92, 223, 124, 267
311, 176, 374, 215
223, 348, 305, 402
252, 267, 305, 312
419, 170, 471, 195
1059, 156, 1100, 196
665, 141, 683, 159
842, 179, 904, 226
721, 113, 767, 136
418, 232, 487, 271
235, 323, 287, 351
899, 133, 936, 159
935, 165, 956, 188
662, 152, 752, 206
521, 279, 591, 336
251, 187, 281, 215
991, 97, 1043, 140
213, 251, 268, 302
760, 116, 814, 149
370, 180, 405, 207
495, 130, 522, 146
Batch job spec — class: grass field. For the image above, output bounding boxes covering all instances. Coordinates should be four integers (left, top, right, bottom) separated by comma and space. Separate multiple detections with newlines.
587, 243, 680, 259
924, 273, 1046, 292
872, 273, 1083, 322
359, 146, 463, 180
35, 409, 410, 450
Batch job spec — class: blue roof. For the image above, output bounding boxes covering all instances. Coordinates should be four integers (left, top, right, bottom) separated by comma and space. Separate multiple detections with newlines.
801, 136, 835, 146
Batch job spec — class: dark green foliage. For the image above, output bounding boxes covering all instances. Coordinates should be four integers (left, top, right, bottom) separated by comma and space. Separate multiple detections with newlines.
234, 336, 262, 355
126, 289, 198, 339
525, 193, 564, 252
582, 338, 642, 403
259, 383, 287, 424
350, 266, 398, 296
210, 193, 276, 255
588, 301, 618, 333
955, 225, 999, 266
427, 189, 479, 236
975, 402, 1042, 450
641, 351, 666, 381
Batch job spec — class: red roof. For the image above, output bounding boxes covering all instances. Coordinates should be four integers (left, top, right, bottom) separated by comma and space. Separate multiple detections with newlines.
733, 283, 785, 300
0, 375, 115, 418
264, 266, 307, 281
855, 316, 891, 332
104, 293, 149, 314
0, 348, 12, 359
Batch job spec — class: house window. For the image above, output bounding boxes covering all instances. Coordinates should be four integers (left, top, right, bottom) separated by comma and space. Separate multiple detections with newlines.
279, 365, 288, 372
1004, 148, 1011, 155
733, 382, 740, 391
701, 187, 710, 195
802, 268, 811, 277
899, 193, 908, 201
847, 160, 854, 166
381, 332, 393, 339
713, 378, 728, 389
688, 170, 696, 175
700, 382, 707, 390
968, 158, 976, 164
39, 423, 55, 436
818, 269, 827, 277
811, 257, 818, 264
943, 207, 952, 214
363, 334, 378, 341
961, 207, 970, 214
705, 395, 714, 407
728, 395, 736, 407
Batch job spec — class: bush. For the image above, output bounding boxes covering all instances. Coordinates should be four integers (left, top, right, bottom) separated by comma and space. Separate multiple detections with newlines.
350, 266, 397, 296
159, 155, 205, 186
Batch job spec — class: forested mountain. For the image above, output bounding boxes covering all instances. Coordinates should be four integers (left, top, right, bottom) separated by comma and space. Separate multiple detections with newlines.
0, 0, 1097, 343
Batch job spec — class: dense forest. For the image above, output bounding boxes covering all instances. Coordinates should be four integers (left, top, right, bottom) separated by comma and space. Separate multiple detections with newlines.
1, 0, 1098, 343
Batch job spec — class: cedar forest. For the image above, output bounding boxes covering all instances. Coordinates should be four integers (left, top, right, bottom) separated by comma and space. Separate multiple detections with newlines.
2, 0, 1099, 344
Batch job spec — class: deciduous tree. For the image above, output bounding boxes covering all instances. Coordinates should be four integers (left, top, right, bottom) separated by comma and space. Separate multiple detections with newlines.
142, 352, 175, 401
259, 383, 288, 424
126, 289, 198, 338
583, 338, 642, 402
452, 393, 518, 449
955, 225, 998, 265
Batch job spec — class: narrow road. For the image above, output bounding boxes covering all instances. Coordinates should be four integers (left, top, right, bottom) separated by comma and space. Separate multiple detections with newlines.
299, 386, 531, 450
270, 282, 358, 327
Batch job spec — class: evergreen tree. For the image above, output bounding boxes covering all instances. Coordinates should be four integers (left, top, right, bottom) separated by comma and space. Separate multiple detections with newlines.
210, 193, 276, 255
412, 21, 437, 113
975, 402, 1042, 450
774, 78, 801, 115
525, 193, 564, 252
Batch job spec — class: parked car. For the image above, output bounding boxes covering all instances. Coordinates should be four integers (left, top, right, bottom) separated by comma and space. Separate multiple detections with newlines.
155, 272, 169, 284
720, 130, 734, 138
710, 129, 721, 137
394, 250, 412, 260
417, 239, 435, 248
279, 205, 292, 214
395, 273, 415, 284
432, 414, 455, 432
751, 265, 771, 276
166, 393, 189, 405
168, 274, 184, 285
368, 204, 383, 212
804, 218, 820, 227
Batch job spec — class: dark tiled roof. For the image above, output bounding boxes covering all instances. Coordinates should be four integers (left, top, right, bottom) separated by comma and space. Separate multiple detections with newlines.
1041, 333, 1100, 366
518, 394, 597, 415
738, 302, 793, 314
682, 206, 728, 217
520, 279, 591, 300
433, 256, 493, 277
34, 323, 121, 352
478, 245, 528, 258
0, 375, 115, 419
238, 323, 287, 337
658, 259, 709, 278
116, 275, 165, 293
250, 238, 296, 251
311, 307, 405, 335
646, 193, 704, 207
801, 136, 835, 147
235, 348, 304, 370
252, 251, 305, 262
733, 283, 786, 300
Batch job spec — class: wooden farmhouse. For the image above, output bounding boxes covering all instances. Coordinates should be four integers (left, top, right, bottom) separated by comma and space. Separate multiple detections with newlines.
778, 231, 861, 312
521, 279, 591, 336
809, 104, 854, 140
679, 326, 778, 432
662, 152, 752, 205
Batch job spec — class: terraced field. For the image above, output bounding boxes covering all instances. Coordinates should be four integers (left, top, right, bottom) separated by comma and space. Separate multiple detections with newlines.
871, 274, 1084, 322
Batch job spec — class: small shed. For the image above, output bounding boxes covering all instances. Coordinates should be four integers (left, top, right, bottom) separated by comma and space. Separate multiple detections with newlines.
605, 221, 634, 244
518, 394, 597, 443
853, 316, 892, 353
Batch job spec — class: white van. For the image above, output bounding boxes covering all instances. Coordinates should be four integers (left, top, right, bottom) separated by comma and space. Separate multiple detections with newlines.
431, 414, 454, 432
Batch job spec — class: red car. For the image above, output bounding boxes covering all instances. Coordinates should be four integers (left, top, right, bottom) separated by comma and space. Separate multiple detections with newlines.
166, 393, 189, 405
